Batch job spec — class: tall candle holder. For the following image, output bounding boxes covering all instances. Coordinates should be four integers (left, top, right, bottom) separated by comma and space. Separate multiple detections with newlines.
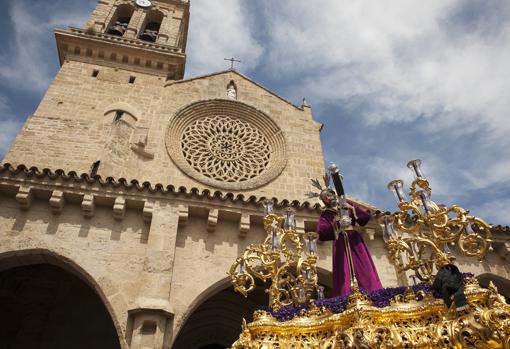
228, 203, 320, 310
383, 159, 493, 282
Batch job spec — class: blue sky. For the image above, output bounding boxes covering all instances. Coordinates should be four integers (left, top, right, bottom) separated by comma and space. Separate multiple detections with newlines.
0, 0, 509, 225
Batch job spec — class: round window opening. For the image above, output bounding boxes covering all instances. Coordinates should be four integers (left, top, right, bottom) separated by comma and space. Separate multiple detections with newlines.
166, 100, 287, 190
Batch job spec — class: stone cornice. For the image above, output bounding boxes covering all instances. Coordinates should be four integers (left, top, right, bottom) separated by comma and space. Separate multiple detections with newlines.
55, 27, 185, 78
2, 163, 508, 246
0, 163, 322, 216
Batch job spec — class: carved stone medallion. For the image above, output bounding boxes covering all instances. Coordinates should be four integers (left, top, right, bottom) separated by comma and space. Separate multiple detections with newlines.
166, 99, 287, 190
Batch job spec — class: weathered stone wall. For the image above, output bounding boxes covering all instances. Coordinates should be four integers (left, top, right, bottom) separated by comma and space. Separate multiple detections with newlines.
4, 65, 324, 202
4, 61, 162, 173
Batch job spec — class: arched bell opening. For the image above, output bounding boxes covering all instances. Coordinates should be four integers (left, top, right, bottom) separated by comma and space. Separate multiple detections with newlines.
0, 250, 123, 349
139, 11, 164, 42
171, 270, 333, 349
107, 4, 135, 37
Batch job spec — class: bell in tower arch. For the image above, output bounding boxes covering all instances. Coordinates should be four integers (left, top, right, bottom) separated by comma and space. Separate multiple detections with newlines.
108, 17, 130, 36
139, 11, 164, 43
139, 22, 161, 42
106, 4, 135, 37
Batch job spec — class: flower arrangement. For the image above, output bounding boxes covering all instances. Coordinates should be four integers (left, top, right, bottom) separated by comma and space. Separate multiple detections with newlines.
259, 273, 474, 322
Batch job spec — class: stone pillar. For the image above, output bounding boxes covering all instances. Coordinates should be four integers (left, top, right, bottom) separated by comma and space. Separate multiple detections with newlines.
158, 11, 183, 47
128, 306, 173, 349
128, 202, 179, 349
125, 10, 145, 39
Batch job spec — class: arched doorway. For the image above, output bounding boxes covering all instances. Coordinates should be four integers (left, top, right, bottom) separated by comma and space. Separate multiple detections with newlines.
172, 269, 333, 349
171, 284, 266, 349
0, 257, 121, 349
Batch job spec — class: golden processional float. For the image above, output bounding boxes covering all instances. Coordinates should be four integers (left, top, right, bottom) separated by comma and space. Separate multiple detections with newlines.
228, 160, 510, 348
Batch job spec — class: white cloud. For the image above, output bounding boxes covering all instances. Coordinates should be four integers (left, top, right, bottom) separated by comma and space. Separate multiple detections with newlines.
260, 0, 510, 141
0, 1, 91, 92
473, 198, 510, 226
245, 0, 510, 223
185, 0, 263, 77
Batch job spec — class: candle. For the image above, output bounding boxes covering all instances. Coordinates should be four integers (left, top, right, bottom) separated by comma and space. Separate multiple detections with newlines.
317, 286, 325, 300
305, 232, 318, 255
407, 159, 425, 179
465, 222, 475, 235
271, 229, 279, 250
304, 269, 312, 281
284, 209, 296, 231
263, 199, 274, 215
382, 217, 396, 242
298, 286, 306, 303
387, 179, 406, 203
419, 191, 430, 215
239, 260, 245, 274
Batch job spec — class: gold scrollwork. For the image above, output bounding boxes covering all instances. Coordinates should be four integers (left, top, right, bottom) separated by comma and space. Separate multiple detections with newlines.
384, 160, 493, 281
231, 279, 510, 348
229, 210, 320, 311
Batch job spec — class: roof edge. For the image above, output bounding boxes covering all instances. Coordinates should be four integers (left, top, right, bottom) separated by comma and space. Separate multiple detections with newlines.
168, 69, 303, 111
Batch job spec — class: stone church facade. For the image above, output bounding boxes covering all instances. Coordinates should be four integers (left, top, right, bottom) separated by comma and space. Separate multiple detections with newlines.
1, 1, 509, 348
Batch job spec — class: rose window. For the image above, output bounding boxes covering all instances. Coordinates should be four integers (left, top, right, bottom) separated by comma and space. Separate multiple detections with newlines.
166, 99, 287, 190
181, 116, 271, 183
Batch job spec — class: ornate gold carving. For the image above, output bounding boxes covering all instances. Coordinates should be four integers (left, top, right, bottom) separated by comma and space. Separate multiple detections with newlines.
166, 100, 287, 190
229, 208, 319, 311
231, 279, 510, 348
384, 160, 492, 282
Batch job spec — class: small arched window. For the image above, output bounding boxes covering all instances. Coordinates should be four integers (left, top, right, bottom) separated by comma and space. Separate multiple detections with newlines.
104, 103, 140, 128
110, 110, 137, 127
113, 111, 124, 122
139, 11, 164, 43
107, 4, 135, 36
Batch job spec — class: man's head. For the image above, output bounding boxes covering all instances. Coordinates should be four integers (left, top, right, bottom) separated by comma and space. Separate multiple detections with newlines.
320, 189, 337, 207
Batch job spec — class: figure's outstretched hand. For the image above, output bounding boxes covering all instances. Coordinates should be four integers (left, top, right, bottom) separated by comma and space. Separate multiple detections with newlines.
333, 214, 352, 238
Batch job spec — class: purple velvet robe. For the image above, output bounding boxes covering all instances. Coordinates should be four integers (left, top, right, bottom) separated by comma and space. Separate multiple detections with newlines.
317, 203, 382, 296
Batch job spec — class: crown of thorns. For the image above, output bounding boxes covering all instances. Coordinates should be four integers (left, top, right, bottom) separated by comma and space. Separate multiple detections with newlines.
305, 173, 333, 199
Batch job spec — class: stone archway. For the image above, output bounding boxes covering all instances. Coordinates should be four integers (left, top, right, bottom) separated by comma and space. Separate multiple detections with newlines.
0, 250, 122, 349
171, 270, 333, 349
171, 283, 266, 349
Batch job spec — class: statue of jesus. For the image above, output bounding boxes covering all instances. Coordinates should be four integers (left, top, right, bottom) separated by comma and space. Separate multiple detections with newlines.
310, 174, 382, 297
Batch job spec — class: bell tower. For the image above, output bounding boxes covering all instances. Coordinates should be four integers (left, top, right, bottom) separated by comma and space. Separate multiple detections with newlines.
4, 0, 192, 175
56, 0, 189, 79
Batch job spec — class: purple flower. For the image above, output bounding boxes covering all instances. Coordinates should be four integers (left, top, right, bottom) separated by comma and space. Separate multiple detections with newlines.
255, 273, 473, 322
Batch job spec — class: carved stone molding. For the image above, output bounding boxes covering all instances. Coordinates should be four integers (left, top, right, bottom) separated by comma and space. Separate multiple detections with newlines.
49, 190, 65, 214
16, 186, 32, 210
166, 99, 287, 190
